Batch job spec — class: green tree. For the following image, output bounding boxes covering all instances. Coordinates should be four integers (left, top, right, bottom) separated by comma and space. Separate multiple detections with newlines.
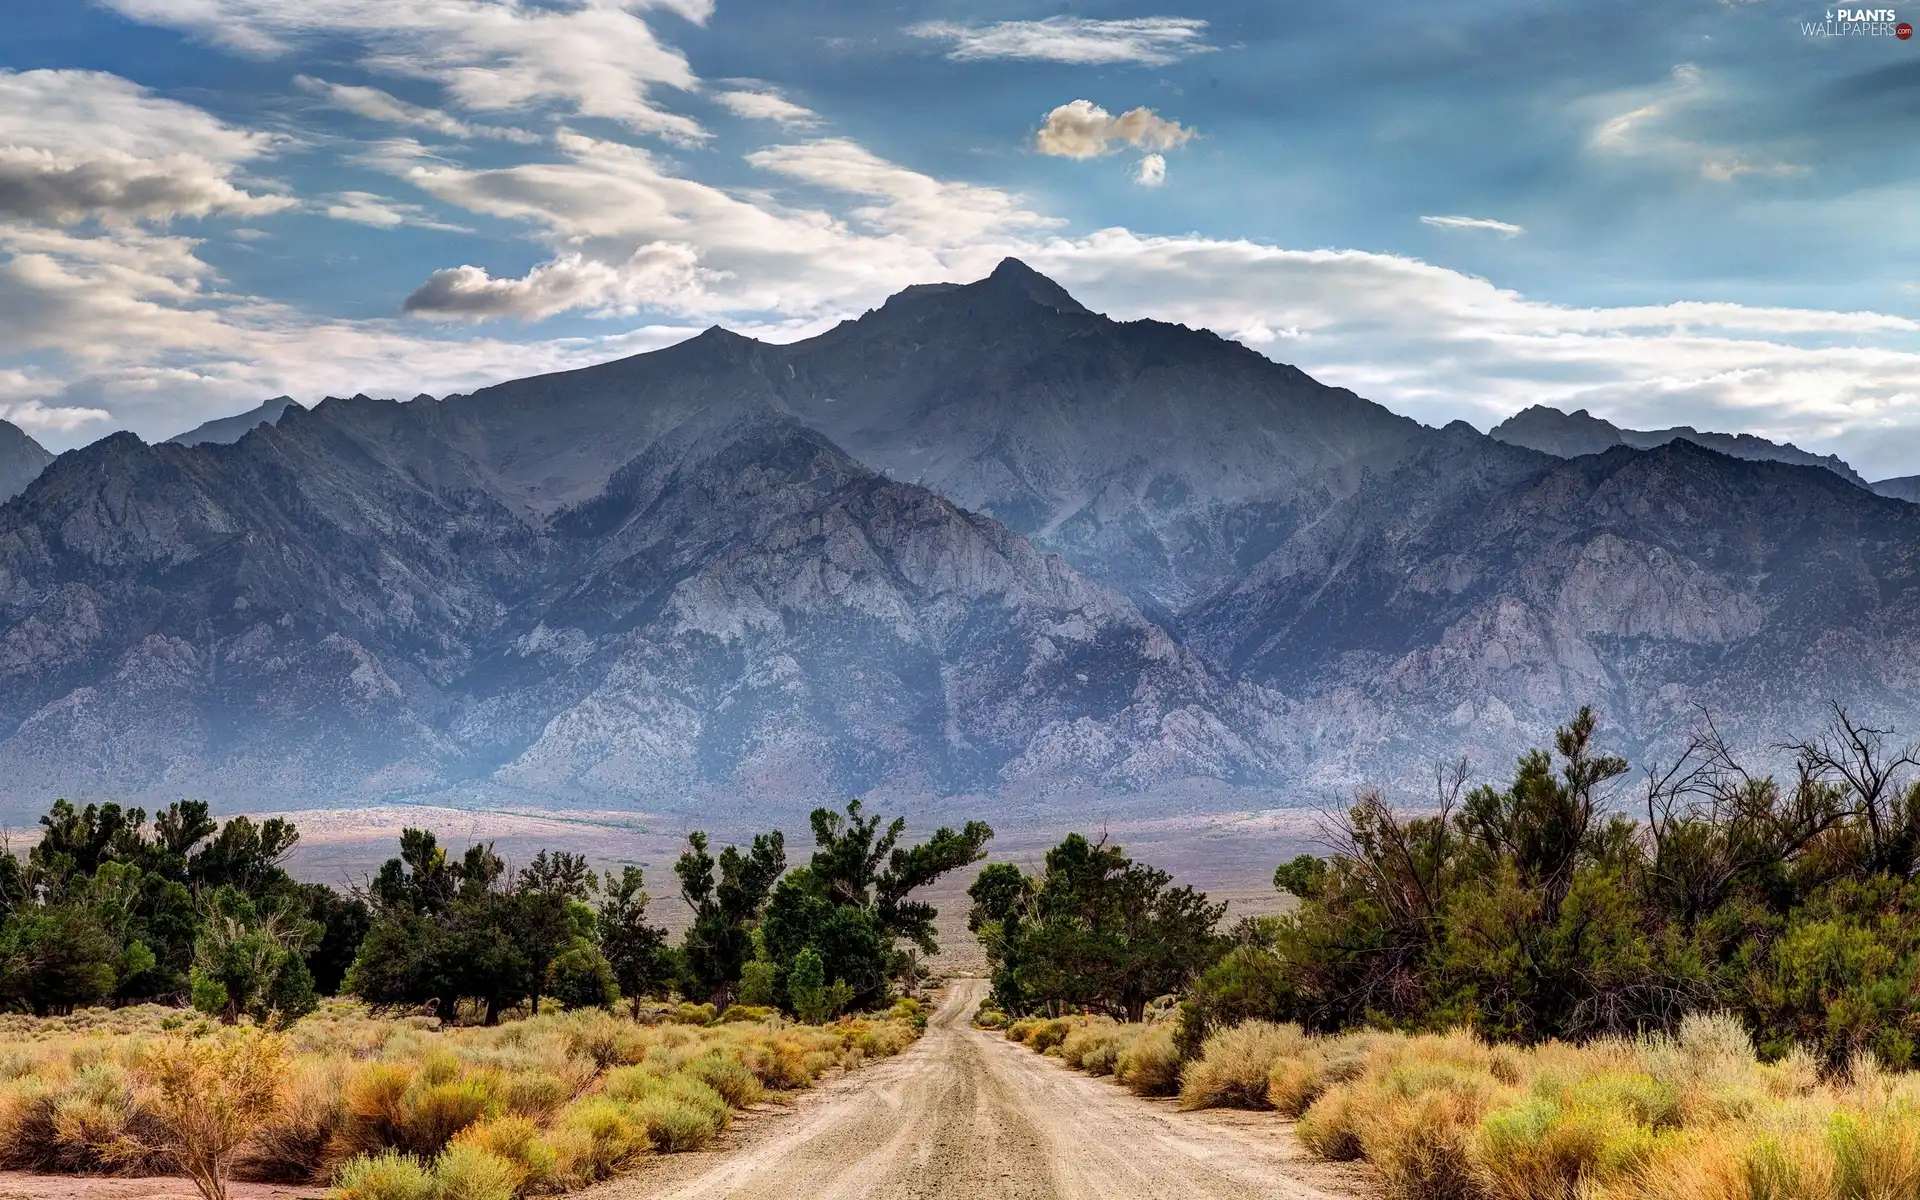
188, 886, 318, 1024
675, 830, 785, 1008
971, 833, 1225, 1021
597, 867, 671, 1017
346, 831, 530, 1023
762, 801, 991, 1014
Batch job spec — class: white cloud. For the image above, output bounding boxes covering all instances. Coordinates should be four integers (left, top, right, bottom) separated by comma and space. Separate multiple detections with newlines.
1035, 101, 1194, 160
294, 76, 539, 143
908, 16, 1213, 65
404, 244, 719, 320
323, 190, 471, 232
0, 397, 111, 433
5, 67, 1920, 479
0, 70, 292, 225
380, 130, 1053, 323
714, 88, 820, 128
1134, 153, 1166, 188
1019, 231, 1920, 474
747, 138, 1057, 242
102, 0, 709, 142
1421, 214, 1524, 236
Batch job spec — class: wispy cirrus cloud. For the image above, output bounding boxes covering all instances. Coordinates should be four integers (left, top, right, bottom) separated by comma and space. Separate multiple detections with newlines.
713, 87, 820, 128
907, 16, 1213, 66
294, 76, 540, 143
323, 191, 472, 232
1421, 214, 1524, 236
1588, 63, 1805, 183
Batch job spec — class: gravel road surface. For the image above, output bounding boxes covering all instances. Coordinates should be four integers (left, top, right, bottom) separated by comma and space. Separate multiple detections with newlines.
604, 978, 1370, 1200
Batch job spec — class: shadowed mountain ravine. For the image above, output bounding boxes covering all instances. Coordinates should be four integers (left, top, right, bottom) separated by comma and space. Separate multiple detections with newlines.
6, 261, 1920, 817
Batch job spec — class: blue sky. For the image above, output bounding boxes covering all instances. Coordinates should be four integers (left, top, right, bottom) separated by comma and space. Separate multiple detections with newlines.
4, 0, 1920, 477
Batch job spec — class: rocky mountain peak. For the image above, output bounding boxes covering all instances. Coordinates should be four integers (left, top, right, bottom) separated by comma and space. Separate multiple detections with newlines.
0, 418, 54, 505
983, 257, 1092, 315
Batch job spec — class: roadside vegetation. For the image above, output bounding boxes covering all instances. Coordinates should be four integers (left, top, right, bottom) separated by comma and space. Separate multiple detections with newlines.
981, 704, 1920, 1200
0, 796, 981, 1198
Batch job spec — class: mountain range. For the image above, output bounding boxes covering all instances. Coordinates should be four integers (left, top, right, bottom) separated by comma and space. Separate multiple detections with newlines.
5, 260, 1920, 820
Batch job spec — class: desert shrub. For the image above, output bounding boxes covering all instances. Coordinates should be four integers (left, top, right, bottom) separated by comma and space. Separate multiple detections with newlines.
547, 1097, 648, 1185
236, 1057, 349, 1182
1005, 1017, 1041, 1043
1115, 1023, 1182, 1096
973, 1004, 1008, 1031
1297, 1084, 1366, 1160
332, 1149, 437, 1200
1027, 1018, 1073, 1053
431, 1141, 520, 1200
501, 1070, 572, 1120
401, 1076, 501, 1155
717, 1005, 779, 1024
341, 1061, 415, 1155
683, 1053, 765, 1108
603, 1069, 727, 1150
451, 1115, 558, 1193
123, 1030, 289, 1200
1058, 1019, 1118, 1069
1179, 1020, 1305, 1111
671, 1003, 717, 1026
559, 1012, 649, 1070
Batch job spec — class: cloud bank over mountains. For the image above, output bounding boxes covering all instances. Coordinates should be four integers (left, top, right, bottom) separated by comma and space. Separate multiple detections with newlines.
1, 1, 1918, 479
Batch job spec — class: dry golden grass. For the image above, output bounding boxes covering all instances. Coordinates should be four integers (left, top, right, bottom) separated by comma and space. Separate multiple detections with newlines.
0, 997, 919, 1199
1020, 1008, 1920, 1200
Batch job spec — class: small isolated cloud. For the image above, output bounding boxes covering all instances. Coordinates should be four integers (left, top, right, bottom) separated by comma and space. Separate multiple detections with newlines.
323, 191, 470, 232
1421, 214, 1524, 236
908, 16, 1212, 66
1134, 153, 1167, 187
714, 88, 819, 128
1036, 101, 1194, 160
294, 76, 538, 143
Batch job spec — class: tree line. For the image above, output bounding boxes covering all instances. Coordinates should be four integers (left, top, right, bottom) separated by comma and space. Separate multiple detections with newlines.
0, 796, 991, 1026
968, 706, 1920, 1071
1183, 705, 1920, 1068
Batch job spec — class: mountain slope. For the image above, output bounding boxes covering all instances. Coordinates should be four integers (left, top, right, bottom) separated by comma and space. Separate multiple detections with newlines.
0, 419, 53, 504
0, 383, 1273, 817
1492, 404, 1868, 487
1188, 435, 1920, 788
777, 259, 1426, 612
168, 396, 304, 446
1873, 475, 1920, 503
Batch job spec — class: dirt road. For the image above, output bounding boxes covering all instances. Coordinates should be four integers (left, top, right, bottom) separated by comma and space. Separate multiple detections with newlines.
606, 979, 1369, 1200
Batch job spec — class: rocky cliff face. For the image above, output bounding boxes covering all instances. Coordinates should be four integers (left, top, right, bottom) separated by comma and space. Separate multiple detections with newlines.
1188, 433, 1920, 791
1492, 404, 1869, 488
0, 373, 1275, 818
0, 419, 52, 505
